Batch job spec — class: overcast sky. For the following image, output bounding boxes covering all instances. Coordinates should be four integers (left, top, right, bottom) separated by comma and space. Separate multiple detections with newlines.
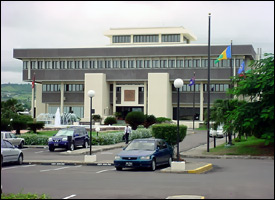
1, 1, 274, 84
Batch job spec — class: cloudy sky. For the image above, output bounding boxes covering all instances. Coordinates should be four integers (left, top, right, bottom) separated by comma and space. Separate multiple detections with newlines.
1, 1, 274, 84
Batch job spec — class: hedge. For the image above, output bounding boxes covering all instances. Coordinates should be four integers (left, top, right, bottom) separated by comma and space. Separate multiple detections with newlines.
151, 124, 187, 147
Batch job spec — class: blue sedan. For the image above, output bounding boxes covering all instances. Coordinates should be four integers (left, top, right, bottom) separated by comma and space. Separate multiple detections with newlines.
114, 139, 173, 171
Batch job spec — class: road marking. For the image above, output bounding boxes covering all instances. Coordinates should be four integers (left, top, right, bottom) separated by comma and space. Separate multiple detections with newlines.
35, 151, 45, 154
40, 165, 82, 172
2, 164, 36, 170
96, 168, 116, 174
63, 194, 76, 199
100, 152, 113, 154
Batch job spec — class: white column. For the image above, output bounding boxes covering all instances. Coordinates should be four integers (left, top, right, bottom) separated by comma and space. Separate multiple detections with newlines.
144, 81, 147, 115
113, 81, 116, 114
200, 82, 204, 121
60, 82, 64, 114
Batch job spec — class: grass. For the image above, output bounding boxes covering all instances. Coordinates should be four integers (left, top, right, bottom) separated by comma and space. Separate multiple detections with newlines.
206, 136, 274, 156
1, 192, 50, 199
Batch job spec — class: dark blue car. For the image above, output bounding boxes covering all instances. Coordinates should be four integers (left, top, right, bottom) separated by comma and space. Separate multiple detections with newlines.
114, 138, 173, 171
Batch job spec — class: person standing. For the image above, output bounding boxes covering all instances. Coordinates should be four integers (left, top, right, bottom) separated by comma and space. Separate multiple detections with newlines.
124, 125, 132, 144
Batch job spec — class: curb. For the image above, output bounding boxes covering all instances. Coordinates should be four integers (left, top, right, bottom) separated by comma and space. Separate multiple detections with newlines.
166, 195, 205, 199
181, 154, 274, 160
188, 164, 213, 174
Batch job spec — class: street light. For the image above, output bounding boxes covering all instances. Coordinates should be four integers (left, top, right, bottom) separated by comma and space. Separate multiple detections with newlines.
88, 90, 95, 155
173, 78, 184, 161
95, 127, 100, 137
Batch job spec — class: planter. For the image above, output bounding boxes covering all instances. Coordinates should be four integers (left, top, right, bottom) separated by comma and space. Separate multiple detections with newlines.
171, 161, 185, 172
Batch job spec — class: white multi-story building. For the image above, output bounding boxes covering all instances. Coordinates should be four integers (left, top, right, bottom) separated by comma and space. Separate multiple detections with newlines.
13, 27, 256, 126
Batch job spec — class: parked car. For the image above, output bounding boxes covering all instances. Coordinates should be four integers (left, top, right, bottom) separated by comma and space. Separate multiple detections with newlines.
1, 139, 24, 165
1, 131, 25, 148
209, 125, 224, 138
114, 138, 173, 171
48, 127, 89, 151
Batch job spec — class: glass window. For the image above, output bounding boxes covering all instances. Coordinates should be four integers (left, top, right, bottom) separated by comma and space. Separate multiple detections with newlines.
113, 35, 131, 43
193, 59, 200, 68
113, 60, 119, 68
133, 35, 158, 43
90, 60, 95, 69
105, 60, 111, 68
128, 60, 135, 68
60, 61, 66, 69
160, 60, 167, 68
31, 61, 36, 69
97, 60, 103, 69
37, 61, 43, 69
23, 61, 29, 70
136, 60, 144, 68
185, 59, 192, 68
144, 60, 151, 68
176, 60, 183, 68
162, 34, 180, 42
152, 60, 160, 68
82, 61, 89, 69
168, 60, 175, 68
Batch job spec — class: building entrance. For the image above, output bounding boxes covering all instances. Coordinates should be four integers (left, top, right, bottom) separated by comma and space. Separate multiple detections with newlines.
116, 106, 144, 119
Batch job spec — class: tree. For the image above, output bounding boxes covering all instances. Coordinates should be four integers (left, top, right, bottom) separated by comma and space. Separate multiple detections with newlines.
125, 111, 145, 130
229, 53, 274, 144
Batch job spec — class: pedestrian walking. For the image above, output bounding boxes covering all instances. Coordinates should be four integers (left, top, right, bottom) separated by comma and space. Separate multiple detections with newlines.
124, 125, 132, 144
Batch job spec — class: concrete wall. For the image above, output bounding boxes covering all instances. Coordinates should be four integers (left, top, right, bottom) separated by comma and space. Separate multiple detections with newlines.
148, 73, 172, 118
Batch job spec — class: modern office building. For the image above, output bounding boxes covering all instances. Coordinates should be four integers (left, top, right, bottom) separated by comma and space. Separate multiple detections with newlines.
13, 27, 256, 125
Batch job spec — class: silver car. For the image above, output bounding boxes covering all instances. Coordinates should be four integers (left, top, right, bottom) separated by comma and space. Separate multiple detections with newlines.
1, 140, 24, 165
1, 131, 25, 148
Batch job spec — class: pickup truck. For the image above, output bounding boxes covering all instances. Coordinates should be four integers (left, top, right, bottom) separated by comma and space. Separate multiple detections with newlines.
1, 131, 25, 148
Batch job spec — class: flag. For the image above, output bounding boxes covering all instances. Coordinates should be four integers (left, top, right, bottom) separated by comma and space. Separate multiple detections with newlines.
188, 77, 195, 86
32, 73, 35, 89
238, 61, 245, 75
215, 45, 231, 64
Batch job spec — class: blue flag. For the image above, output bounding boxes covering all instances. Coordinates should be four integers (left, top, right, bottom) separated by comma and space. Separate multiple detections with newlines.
238, 61, 245, 75
189, 77, 195, 86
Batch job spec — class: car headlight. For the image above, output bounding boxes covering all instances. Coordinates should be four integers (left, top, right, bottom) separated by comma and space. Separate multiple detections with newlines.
140, 155, 151, 160
115, 156, 121, 160
48, 138, 53, 142
62, 138, 68, 141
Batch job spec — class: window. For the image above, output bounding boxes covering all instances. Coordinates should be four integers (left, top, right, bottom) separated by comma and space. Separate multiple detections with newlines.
45, 61, 51, 69
185, 59, 192, 68
176, 60, 183, 68
113, 35, 131, 43
161, 34, 180, 42
120, 60, 127, 68
144, 60, 151, 68
37, 61, 43, 69
42, 84, 60, 92
128, 60, 135, 68
193, 59, 200, 68
152, 60, 160, 68
97, 60, 104, 69
67, 61, 73, 69
133, 35, 159, 43
201, 59, 208, 68
160, 60, 167, 68
105, 60, 111, 68
90, 60, 95, 69
65, 84, 84, 92
75, 61, 80, 69
136, 60, 144, 68
60, 61, 66, 69
23, 61, 29, 69
113, 60, 119, 68
168, 60, 175, 68
52, 61, 59, 69
31, 61, 36, 69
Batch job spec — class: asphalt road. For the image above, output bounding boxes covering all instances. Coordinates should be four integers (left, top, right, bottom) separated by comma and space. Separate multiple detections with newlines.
2, 158, 274, 199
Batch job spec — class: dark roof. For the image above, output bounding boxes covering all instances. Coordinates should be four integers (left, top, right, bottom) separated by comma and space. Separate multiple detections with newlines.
13, 45, 256, 60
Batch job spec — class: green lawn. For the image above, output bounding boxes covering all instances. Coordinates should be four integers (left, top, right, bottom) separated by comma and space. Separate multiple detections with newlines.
206, 136, 274, 156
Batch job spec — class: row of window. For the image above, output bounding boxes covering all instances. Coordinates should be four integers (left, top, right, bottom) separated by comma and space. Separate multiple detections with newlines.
42, 84, 84, 92
113, 34, 183, 43
173, 84, 229, 92
24, 59, 243, 70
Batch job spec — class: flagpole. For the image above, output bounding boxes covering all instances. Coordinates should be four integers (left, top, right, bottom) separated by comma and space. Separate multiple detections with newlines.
228, 40, 233, 145
193, 71, 195, 130
207, 13, 211, 152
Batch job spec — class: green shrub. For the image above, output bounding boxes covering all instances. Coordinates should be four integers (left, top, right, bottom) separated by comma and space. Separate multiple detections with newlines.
92, 114, 102, 122
11, 115, 32, 134
156, 117, 172, 124
143, 114, 156, 128
152, 124, 187, 147
27, 121, 45, 133
20, 134, 49, 145
125, 111, 145, 130
104, 116, 117, 125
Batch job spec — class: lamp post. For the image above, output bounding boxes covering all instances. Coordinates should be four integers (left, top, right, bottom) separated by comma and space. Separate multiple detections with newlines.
173, 78, 184, 161
88, 90, 95, 155
95, 127, 100, 137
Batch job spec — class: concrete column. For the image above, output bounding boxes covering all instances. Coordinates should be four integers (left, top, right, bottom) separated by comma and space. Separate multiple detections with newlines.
144, 81, 147, 115
60, 82, 64, 114
200, 82, 204, 121
113, 81, 116, 114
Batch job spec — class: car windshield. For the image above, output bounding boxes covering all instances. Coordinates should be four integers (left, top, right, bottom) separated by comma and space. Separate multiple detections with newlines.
125, 140, 155, 151
55, 130, 74, 137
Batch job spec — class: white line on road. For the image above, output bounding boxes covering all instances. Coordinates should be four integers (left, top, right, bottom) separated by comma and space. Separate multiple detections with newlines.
96, 168, 116, 174
2, 164, 37, 170
100, 152, 113, 154
40, 165, 82, 172
35, 151, 45, 154
63, 194, 77, 199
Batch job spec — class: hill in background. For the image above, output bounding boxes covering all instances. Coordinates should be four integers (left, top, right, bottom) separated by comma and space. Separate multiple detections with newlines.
1, 83, 32, 110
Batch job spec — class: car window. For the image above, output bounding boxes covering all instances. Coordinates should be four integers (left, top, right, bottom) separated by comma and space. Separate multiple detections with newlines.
125, 140, 155, 151
3, 140, 13, 148
1, 140, 7, 148
1, 133, 4, 139
10, 134, 17, 138
55, 129, 74, 137
6, 133, 11, 138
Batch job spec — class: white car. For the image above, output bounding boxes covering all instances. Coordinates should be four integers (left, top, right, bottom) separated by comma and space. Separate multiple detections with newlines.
209, 125, 224, 138
1, 131, 25, 148
1, 140, 24, 165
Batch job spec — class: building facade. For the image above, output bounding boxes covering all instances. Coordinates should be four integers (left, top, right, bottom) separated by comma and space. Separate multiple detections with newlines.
13, 27, 256, 124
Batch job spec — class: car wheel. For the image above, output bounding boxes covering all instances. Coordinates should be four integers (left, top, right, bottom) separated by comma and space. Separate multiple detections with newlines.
151, 159, 156, 171
69, 142, 75, 151
83, 140, 88, 148
116, 167, 122, 171
19, 141, 24, 149
17, 154, 23, 165
168, 156, 172, 167
49, 146, 55, 152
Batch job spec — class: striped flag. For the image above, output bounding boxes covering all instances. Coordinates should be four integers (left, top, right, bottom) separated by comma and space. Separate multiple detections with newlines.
215, 45, 231, 64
